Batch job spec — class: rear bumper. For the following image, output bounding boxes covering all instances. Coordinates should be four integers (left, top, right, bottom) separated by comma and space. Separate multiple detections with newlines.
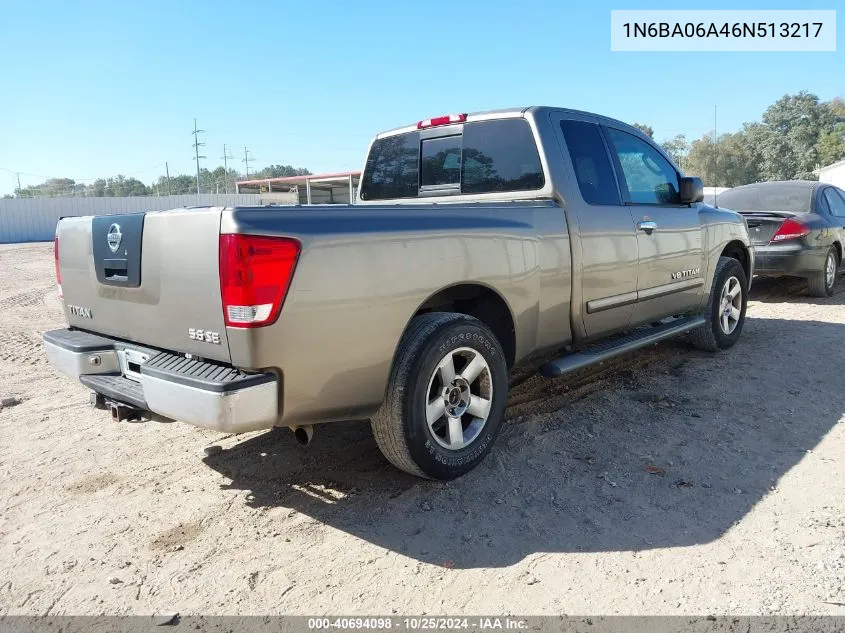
752, 243, 828, 278
43, 329, 279, 433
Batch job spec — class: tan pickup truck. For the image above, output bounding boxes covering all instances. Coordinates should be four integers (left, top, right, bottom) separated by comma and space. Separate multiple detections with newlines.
44, 106, 753, 479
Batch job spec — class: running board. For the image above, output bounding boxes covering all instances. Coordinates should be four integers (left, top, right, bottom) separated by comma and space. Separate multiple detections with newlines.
539, 316, 706, 378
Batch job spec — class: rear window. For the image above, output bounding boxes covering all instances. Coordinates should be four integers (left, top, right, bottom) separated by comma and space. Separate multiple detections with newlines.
359, 133, 419, 200
359, 118, 544, 200
421, 136, 462, 188
717, 183, 814, 214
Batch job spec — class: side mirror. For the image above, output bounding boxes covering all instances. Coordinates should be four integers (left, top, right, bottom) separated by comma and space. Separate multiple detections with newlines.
679, 176, 704, 204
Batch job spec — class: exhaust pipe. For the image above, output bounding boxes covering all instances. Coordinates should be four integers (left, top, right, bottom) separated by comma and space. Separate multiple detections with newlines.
290, 425, 314, 446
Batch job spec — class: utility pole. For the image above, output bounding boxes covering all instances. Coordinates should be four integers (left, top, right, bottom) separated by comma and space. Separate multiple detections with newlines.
713, 104, 719, 207
16, 172, 22, 195
192, 118, 206, 194
165, 162, 172, 196
221, 144, 235, 194
242, 146, 253, 179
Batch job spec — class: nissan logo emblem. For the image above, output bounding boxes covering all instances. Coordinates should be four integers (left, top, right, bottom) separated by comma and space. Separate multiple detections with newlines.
107, 223, 122, 253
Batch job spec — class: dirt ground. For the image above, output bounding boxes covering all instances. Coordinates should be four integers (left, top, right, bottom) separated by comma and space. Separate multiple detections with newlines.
1, 241, 844, 616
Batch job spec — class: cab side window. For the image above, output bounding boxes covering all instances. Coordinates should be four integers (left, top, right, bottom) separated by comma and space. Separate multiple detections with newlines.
559, 120, 620, 206
606, 128, 681, 205
823, 188, 845, 218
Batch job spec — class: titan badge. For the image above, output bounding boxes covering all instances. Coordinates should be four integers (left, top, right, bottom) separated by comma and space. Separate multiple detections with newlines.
671, 268, 701, 280
67, 305, 93, 319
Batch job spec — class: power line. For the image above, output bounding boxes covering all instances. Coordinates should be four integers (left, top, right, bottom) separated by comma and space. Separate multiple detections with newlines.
242, 146, 253, 179
221, 144, 235, 194
192, 118, 206, 195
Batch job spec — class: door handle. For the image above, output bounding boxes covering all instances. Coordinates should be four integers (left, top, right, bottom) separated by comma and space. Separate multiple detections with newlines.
637, 220, 658, 234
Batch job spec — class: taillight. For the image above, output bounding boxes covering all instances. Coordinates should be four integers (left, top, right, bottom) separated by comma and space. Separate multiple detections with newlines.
219, 234, 300, 328
417, 113, 467, 129
54, 236, 62, 299
771, 218, 810, 242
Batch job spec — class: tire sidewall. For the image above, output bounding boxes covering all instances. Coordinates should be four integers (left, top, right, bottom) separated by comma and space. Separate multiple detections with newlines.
709, 259, 748, 349
402, 320, 508, 479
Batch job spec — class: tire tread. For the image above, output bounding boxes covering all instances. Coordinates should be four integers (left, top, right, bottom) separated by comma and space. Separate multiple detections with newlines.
690, 256, 746, 352
370, 312, 470, 478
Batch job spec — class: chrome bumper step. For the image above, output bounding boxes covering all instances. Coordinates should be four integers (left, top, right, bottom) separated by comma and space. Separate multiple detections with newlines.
43, 328, 279, 433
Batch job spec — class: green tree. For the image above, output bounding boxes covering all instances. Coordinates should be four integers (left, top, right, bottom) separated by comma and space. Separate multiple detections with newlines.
817, 124, 845, 166
686, 132, 759, 187
756, 91, 833, 180
631, 123, 654, 138
825, 97, 845, 119
251, 164, 311, 179
660, 134, 689, 171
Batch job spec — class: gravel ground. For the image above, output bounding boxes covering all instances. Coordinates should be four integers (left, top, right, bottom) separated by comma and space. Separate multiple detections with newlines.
1, 241, 844, 616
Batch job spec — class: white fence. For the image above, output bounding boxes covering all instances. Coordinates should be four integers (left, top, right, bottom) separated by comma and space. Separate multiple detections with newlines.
0, 194, 262, 243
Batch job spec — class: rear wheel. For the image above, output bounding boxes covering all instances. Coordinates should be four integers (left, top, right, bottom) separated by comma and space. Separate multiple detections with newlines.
690, 256, 748, 352
371, 313, 508, 480
807, 246, 837, 297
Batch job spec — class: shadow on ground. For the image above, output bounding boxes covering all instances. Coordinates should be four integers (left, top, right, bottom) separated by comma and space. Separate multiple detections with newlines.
203, 305, 845, 569
749, 274, 845, 304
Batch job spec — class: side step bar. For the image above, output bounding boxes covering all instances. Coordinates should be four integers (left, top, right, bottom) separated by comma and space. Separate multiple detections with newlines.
539, 315, 706, 378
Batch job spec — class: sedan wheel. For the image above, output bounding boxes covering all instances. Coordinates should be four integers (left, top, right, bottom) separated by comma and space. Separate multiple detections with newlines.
826, 251, 837, 290
808, 247, 838, 297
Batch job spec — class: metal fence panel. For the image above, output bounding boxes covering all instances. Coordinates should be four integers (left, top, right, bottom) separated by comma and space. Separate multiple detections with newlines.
0, 194, 262, 243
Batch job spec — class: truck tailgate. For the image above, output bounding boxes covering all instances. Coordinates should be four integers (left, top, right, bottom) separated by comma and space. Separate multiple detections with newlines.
57, 207, 231, 363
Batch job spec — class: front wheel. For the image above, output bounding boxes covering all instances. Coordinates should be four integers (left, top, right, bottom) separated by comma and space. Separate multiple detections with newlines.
690, 256, 748, 352
807, 246, 838, 297
371, 313, 508, 480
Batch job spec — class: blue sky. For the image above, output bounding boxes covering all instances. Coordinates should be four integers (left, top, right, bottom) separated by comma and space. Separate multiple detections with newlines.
0, 0, 842, 195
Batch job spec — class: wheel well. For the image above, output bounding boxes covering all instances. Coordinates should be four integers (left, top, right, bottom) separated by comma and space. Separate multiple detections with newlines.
833, 241, 842, 264
720, 241, 750, 280
415, 284, 516, 368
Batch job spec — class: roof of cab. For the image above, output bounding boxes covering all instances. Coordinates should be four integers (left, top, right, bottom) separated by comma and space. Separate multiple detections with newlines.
375, 106, 636, 139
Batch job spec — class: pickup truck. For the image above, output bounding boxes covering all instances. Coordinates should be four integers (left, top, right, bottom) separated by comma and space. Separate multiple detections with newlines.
44, 106, 754, 480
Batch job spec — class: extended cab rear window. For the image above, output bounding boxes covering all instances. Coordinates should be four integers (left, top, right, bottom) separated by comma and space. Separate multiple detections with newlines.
359, 118, 544, 200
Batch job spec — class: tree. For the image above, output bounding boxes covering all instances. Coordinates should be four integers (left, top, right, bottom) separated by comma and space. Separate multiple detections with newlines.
685, 132, 759, 188
756, 91, 833, 180
16, 178, 84, 197
631, 123, 654, 138
817, 124, 845, 166
818, 97, 845, 167
825, 97, 845, 119
252, 164, 311, 179
660, 134, 689, 172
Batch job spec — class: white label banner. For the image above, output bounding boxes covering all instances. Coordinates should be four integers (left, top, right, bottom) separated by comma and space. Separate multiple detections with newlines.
611, 10, 836, 51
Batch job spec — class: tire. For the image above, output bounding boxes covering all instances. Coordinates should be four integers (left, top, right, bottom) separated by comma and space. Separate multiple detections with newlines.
371, 312, 508, 480
690, 256, 748, 352
807, 246, 837, 297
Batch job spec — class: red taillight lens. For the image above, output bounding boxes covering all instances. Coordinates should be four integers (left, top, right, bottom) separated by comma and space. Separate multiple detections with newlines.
54, 236, 62, 299
219, 234, 300, 328
417, 113, 467, 129
771, 218, 810, 242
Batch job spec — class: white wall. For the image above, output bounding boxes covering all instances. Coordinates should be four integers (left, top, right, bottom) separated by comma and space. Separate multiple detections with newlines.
818, 161, 845, 189
0, 194, 261, 243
